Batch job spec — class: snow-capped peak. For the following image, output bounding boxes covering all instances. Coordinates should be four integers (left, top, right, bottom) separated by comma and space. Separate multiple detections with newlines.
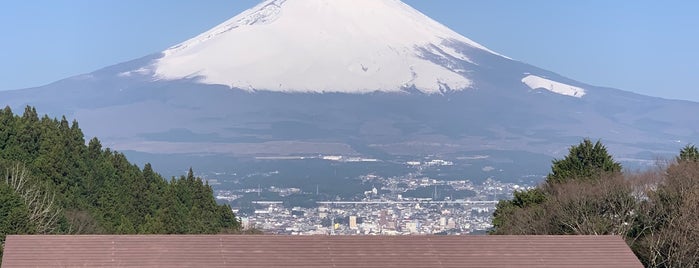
150, 0, 507, 94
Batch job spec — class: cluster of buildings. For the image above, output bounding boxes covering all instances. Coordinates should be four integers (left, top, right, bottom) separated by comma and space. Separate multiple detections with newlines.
240, 200, 495, 235
228, 175, 530, 235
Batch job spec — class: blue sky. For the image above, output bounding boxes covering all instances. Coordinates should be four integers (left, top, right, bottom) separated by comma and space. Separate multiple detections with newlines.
1, 0, 698, 101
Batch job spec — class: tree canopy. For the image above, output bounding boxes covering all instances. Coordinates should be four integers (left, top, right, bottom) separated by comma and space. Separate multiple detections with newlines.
677, 144, 699, 162
0, 106, 241, 257
546, 138, 622, 184
491, 138, 699, 267
492, 139, 622, 233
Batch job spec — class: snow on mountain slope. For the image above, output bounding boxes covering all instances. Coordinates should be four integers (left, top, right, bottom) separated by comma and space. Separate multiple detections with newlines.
150, 0, 507, 94
521, 74, 586, 98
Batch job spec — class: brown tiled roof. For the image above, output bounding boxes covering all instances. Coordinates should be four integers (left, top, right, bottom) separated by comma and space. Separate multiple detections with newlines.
2, 235, 642, 268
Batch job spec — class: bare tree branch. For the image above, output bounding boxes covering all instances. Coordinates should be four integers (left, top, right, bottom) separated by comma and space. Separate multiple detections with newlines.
4, 163, 61, 234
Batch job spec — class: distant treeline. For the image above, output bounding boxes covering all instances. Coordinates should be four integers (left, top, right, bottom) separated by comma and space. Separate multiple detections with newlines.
1, 106, 240, 257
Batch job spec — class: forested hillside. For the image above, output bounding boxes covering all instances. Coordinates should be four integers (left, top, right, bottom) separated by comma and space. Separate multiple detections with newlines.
0, 106, 240, 257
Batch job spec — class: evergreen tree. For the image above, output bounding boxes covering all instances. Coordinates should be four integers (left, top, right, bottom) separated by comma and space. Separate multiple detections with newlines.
546, 138, 622, 184
677, 144, 699, 162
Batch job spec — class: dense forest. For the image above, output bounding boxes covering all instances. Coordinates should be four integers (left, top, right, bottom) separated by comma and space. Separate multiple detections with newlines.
0, 106, 241, 257
492, 139, 699, 267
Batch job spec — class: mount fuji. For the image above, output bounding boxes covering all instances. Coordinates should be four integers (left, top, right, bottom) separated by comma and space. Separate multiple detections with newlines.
2, 0, 698, 178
